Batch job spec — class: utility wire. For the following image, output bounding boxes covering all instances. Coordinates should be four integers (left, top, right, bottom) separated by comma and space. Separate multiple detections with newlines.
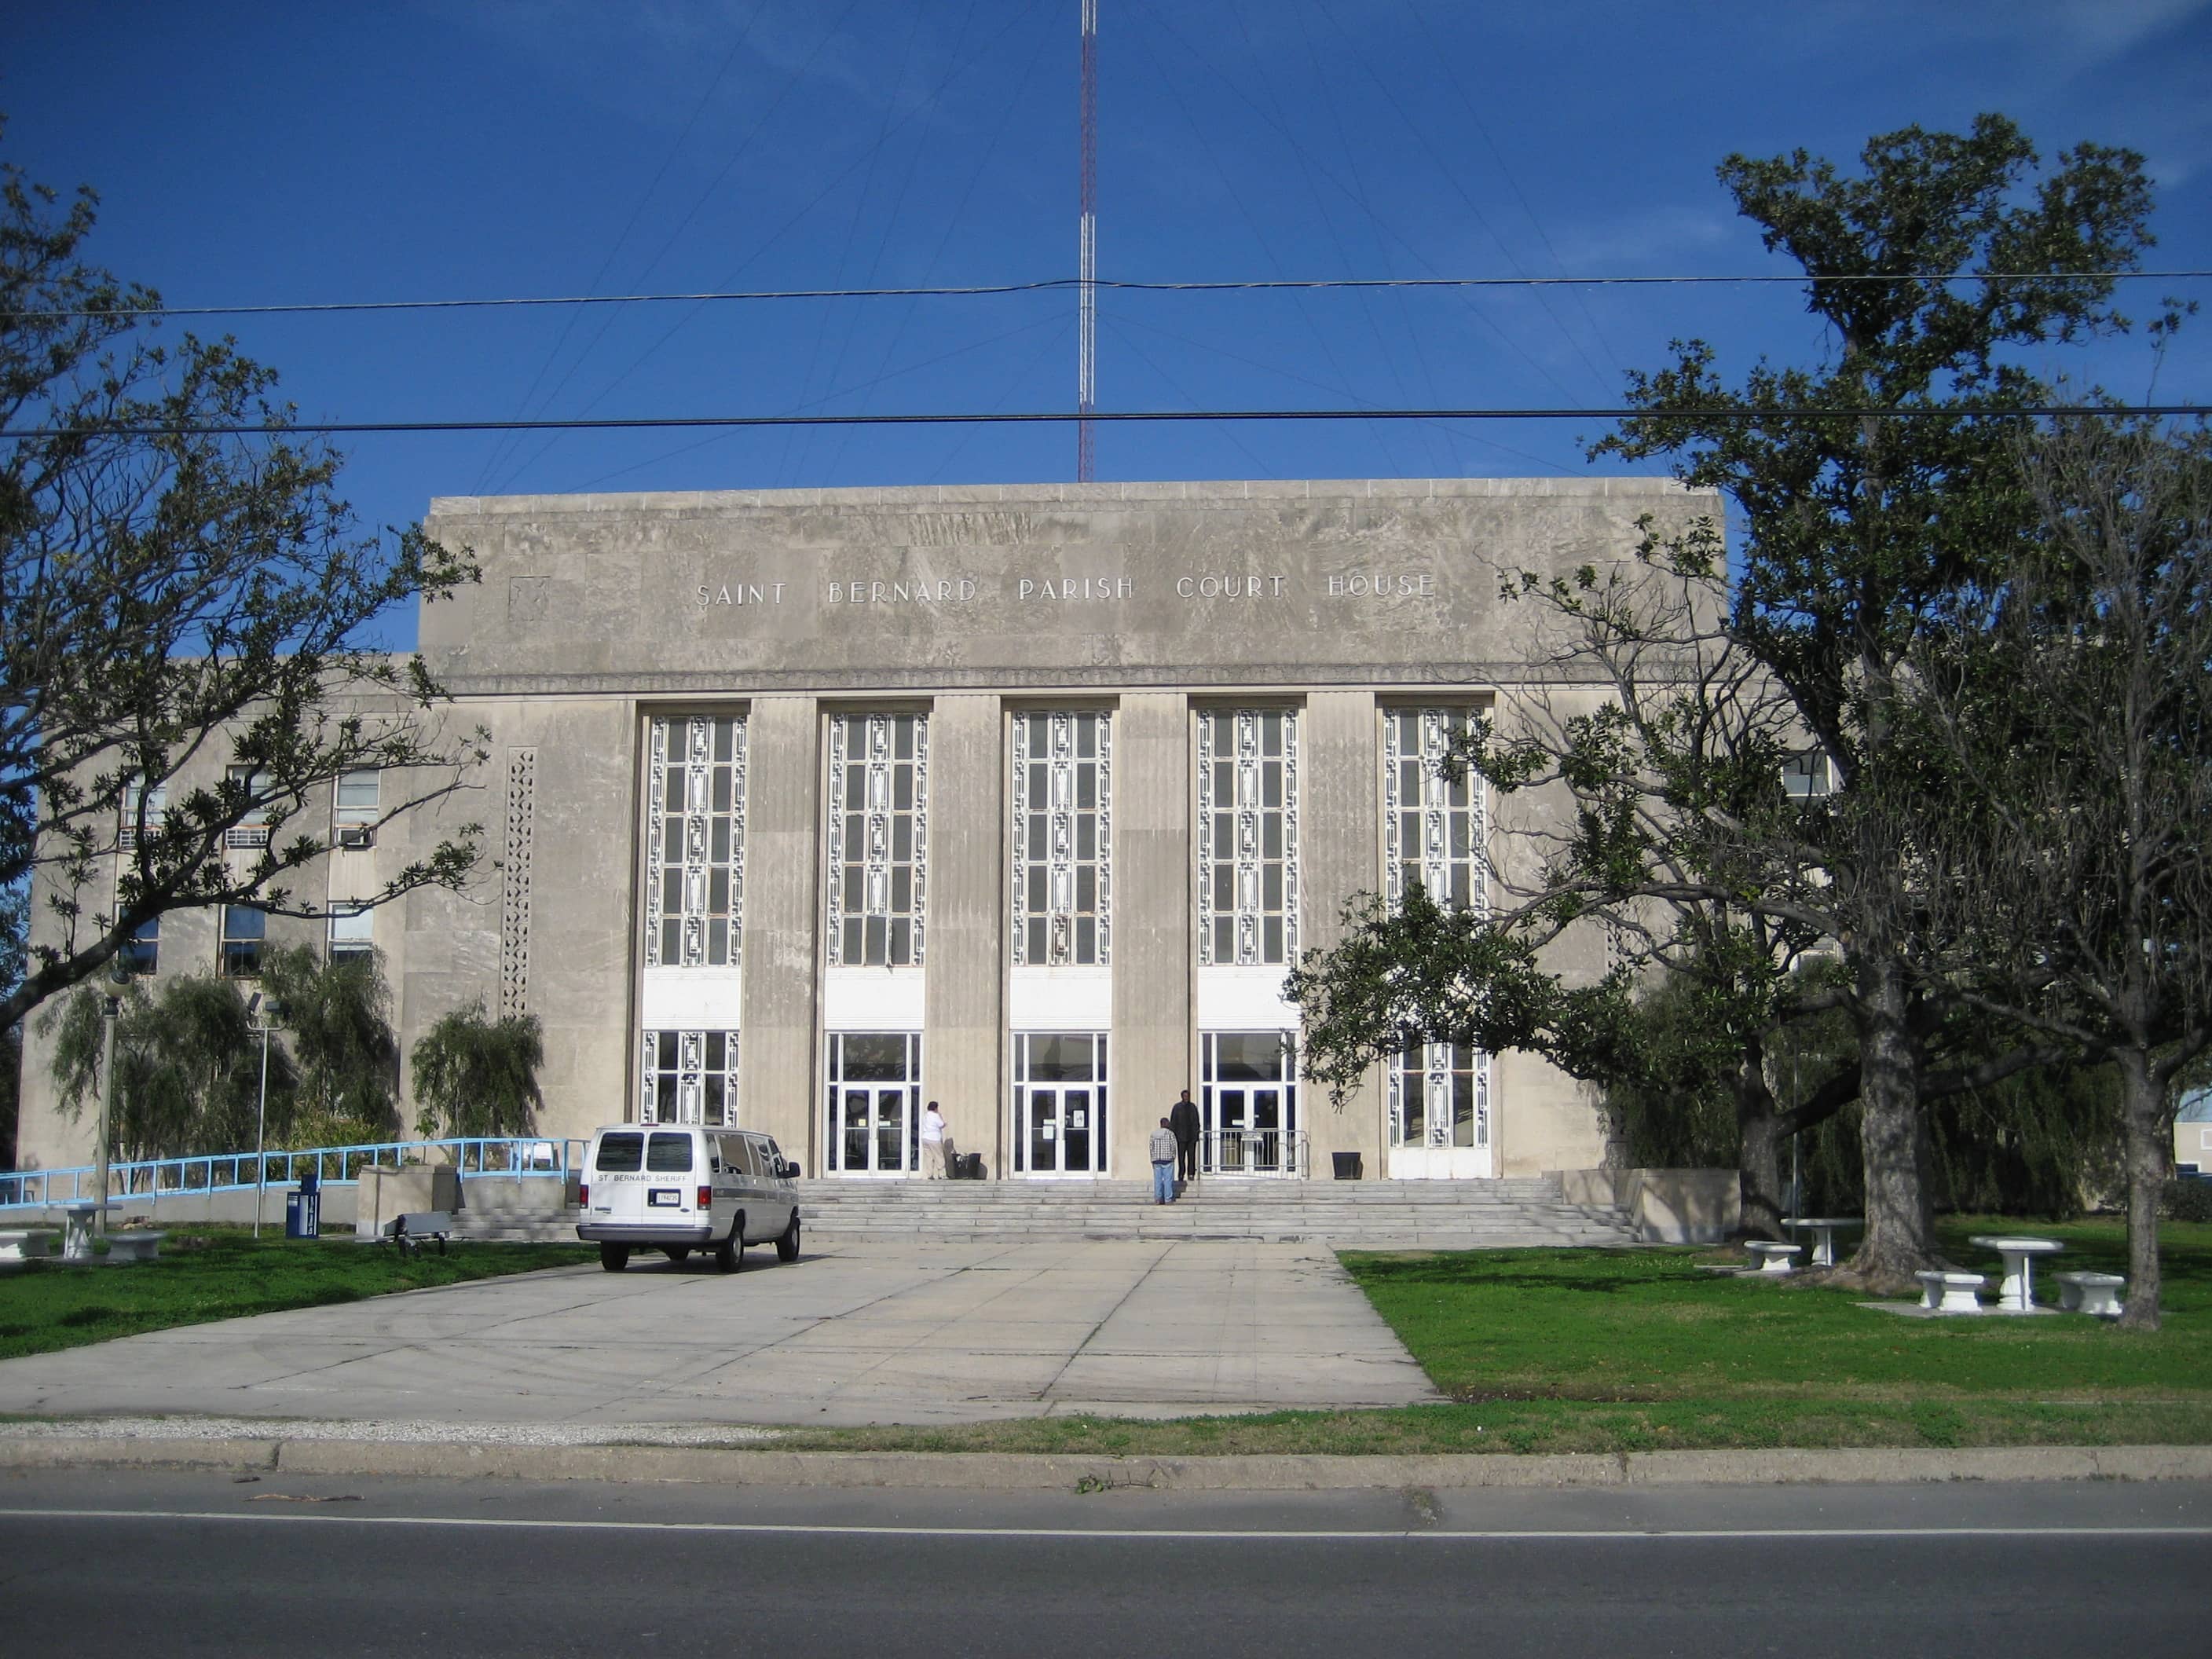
9, 404, 2203, 440
16, 270, 2204, 320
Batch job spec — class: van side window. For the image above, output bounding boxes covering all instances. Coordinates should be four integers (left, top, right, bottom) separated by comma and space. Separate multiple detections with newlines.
646, 1132, 694, 1174
595, 1133, 644, 1172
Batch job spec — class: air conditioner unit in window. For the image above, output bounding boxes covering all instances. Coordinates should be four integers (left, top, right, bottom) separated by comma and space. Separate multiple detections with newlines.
225, 826, 270, 850
336, 826, 374, 850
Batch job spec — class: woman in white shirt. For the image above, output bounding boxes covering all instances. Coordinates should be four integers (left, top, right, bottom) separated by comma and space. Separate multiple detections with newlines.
921, 1100, 949, 1179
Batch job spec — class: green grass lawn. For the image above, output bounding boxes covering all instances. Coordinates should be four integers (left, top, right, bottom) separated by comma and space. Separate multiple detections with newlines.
752, 1215, 2212, 1458
0, 1231, 596, 1363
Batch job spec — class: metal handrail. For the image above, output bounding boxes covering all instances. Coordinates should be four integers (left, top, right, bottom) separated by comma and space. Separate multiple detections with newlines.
1199, 1127, 1308, 1178
0, 1135, 588, 1210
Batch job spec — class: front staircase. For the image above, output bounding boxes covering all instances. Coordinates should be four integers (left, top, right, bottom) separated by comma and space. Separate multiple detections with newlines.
449, 1173, 1643, 1249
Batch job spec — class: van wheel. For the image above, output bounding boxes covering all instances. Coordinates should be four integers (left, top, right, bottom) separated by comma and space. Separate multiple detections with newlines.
715, 1214, 745, 1274
775, 1214, 801, 1263
599, 1243, 630, 1273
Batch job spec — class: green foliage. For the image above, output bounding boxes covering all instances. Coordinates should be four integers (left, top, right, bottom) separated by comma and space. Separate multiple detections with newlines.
409, 999, 544, 1138
259, 944, 399, 1137
2166, 1180, 2212, 1225
1, 128, 486, 1031
40, 973, 292, 1160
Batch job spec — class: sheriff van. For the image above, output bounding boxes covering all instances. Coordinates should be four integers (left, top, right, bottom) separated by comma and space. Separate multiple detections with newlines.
577, 1125, 801, 1273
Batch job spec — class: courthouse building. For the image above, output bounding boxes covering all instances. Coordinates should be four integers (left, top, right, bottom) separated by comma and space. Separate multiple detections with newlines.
15, 477, 1713, 1185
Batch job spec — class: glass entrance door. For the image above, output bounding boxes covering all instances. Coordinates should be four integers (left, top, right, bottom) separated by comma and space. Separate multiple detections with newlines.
1202, 1031, 1303, 1177
826, 1031, 921, 1174
1012, 1032, 1107, 1175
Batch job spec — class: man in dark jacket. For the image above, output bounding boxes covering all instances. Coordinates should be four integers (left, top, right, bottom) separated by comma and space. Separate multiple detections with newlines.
1168, 1089, 1202, 1193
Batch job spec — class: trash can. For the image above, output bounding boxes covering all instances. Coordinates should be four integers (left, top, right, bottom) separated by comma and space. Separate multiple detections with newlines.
284, 1187, 320, 1239
1331, 1151, 1363, 1181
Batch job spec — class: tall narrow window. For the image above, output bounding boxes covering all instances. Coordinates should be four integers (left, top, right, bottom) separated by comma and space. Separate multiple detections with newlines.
119, 778, 166, 850
1384, 709, 1487, 912
1196, 709, 1298, 965
639, 1029, 739, 1126
826, 712, 927, 967
1011, 710, 1111, 965
225, 764, 273, 849
643, 715, 746, 969
1385, 709, 1492, 1170
119, 917, 159, 976
328, 905, 373, 960
334, 769, 380, 823
219, 905, 266, 977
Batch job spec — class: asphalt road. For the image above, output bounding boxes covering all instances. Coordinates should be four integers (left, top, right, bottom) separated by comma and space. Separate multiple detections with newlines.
4, 1470, 2208, 1657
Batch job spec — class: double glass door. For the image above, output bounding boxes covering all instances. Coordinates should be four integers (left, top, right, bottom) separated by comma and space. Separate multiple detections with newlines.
826, 1031, 921, 1174
1013, 1032, 1107, 1175
1202, 1031, 1302, 1176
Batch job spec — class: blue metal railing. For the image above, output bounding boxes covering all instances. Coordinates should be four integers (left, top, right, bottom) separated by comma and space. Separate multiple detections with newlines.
0, 1135, 585, 1210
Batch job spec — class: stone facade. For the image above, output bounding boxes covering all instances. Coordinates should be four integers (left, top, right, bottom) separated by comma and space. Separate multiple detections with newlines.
13, 477, 1717, 1185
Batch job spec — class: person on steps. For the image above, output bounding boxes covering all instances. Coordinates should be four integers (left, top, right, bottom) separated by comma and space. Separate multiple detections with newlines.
1168, 1088, 1201, 1194
921, 1100, 949, 1179
1150, 1118, 1180, 1205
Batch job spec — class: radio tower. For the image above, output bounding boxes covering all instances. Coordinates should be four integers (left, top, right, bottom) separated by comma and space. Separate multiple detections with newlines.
1077, 0, 1098, 482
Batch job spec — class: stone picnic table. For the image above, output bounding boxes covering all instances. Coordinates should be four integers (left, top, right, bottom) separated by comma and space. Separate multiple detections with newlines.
1967, 1233, 2064, 1312
1781, 1216, 1862, 1269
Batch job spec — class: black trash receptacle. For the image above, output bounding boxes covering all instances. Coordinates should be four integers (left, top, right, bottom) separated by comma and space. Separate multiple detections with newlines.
297, 1164, 321, 1196
284, 1188, 321, 1239
1331, 1151, 1363, 1181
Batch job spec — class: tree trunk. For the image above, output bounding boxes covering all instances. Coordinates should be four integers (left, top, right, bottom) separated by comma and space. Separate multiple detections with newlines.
1848, 952, 1939, 1291
1736, 1043, 1786, 1240
2114, 1046, 2165, 1331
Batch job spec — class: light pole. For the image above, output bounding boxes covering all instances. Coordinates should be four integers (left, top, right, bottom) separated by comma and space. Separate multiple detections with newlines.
248, 992, 285, 1238
93, 987, 120, 1240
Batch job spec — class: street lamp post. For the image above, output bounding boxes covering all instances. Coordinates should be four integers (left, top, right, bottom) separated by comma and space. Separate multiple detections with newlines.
249, 993, 285, 1238
93, 991, 119, 1240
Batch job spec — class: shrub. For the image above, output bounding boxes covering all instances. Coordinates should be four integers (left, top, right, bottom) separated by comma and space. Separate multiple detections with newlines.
2162, 1177, 2212, 1224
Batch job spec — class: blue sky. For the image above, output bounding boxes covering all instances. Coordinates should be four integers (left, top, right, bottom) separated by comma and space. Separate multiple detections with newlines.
6, 1, 2209, 637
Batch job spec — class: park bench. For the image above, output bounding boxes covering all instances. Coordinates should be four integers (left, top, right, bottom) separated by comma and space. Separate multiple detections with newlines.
1915, 1269, 1985, 1313
375, 1210, 454, 1256
1743, 1240, 1803, 1275
2054, 1270, 2125, 1318
103, 1231, 166, 1263
0, 1229, 58, 1263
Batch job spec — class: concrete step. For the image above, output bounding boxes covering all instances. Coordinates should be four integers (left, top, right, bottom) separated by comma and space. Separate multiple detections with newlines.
450, 1174, 1642, 1248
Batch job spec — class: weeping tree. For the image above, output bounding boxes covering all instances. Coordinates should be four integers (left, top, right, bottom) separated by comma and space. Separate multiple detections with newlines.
42, 973, 292, 1162
409, 1000, 543, 1140
259, 944, 401, 1148
1905, 415, 2212, 1325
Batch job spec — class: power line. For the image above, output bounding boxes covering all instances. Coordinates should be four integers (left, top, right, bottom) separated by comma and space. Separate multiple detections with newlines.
14, 269, 2207, 320
7, 404, 2203, 440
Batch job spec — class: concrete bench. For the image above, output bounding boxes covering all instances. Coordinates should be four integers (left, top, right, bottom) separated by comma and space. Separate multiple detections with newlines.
103, 1231, 166, 1263
379, 1210, 454, 1256
0, 1229, 59, 1263
1916, 1270, 1986, 1313
1744, 1240, 1804, 1275
2055, 1270, 2125, 1318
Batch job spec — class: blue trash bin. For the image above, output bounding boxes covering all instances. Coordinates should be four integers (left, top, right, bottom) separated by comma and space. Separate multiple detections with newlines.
284, 1188, 320, 1240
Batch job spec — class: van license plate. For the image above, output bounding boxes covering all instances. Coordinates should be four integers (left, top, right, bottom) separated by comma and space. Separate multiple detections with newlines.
649, 1188, 681, 1207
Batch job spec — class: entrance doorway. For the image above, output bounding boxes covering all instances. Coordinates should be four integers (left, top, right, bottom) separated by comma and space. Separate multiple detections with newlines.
825, 1031, 921, 1174
1013, 1031, 1108, 1175
1389, 1042, 1492, 1178
1201, 1030, 1303, 1177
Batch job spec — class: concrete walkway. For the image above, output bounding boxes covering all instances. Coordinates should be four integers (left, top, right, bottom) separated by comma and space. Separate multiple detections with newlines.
0, 1240, 1440, 1428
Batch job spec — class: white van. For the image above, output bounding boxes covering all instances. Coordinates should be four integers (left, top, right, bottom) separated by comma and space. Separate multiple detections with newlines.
577, 1124, 802, 1273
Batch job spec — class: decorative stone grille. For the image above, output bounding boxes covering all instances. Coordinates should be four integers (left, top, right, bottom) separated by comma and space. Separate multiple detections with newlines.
500, 747, 536, 1018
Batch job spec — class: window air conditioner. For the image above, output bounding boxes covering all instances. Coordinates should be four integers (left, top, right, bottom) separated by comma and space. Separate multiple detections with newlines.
336, 826, 375, 850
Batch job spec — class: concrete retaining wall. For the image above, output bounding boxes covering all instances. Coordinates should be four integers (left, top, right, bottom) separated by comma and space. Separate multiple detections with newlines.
1558, 1166, 1738, 1243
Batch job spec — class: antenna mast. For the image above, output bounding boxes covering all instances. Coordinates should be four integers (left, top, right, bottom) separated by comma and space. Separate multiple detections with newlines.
1078, 0, 1097, 482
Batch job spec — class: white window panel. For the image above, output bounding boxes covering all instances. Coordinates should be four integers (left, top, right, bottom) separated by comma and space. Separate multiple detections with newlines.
1383, 708, 1488, 914
826, 712, 927, 967
1196, 709, 1298, 966
1011, 710, 1111, 966
643, 715, 746, 969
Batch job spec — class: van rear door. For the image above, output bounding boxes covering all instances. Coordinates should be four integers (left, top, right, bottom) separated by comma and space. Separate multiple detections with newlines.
588, 1130, 647, 1226
643, 1130, 698, 1223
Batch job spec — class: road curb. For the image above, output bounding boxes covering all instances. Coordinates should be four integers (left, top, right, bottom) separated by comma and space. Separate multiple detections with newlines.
5, 1436, 2210, 1490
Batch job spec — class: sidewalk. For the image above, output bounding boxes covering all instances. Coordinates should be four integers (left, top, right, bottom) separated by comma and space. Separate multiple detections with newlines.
0, 1238, 1440, 1426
